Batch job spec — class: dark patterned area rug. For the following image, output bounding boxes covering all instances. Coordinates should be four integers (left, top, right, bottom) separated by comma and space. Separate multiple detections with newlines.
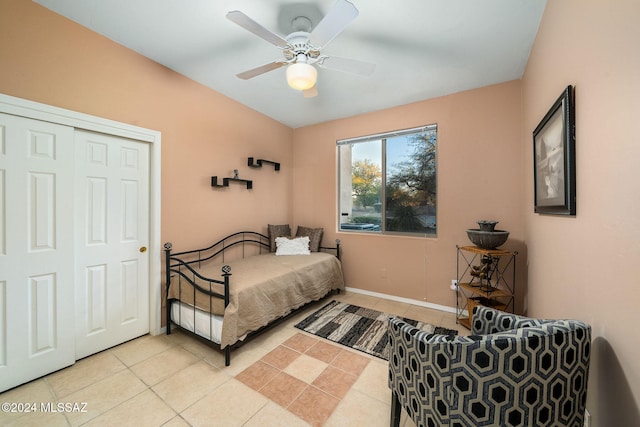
295, 300, 457, 361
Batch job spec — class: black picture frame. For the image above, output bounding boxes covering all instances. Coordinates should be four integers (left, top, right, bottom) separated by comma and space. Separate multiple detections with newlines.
533, 85, 576, 215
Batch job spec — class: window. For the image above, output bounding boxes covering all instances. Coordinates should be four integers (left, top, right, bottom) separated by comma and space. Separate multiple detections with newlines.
337, 125, 437, 236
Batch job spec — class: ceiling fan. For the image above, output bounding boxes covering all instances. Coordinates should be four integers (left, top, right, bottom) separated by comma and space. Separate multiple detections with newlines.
226, 0, 376, 98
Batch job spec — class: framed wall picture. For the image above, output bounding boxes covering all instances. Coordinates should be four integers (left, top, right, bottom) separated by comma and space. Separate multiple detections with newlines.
533, 85, 576, 215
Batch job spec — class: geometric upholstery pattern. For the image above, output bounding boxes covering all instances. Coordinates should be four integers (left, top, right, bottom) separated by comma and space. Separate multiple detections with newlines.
388, 306, 591, 427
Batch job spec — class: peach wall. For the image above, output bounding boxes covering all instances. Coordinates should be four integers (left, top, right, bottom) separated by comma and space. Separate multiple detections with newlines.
293, 80, 525, 310
523, 1, 640, 424
0, 0, 293, 252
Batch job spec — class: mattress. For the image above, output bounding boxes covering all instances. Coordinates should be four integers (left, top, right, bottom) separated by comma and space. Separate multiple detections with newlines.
170, 301, 224, 344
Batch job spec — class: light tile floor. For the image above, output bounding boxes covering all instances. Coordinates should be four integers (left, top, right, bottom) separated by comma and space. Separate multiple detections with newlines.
0, 291, 468, 427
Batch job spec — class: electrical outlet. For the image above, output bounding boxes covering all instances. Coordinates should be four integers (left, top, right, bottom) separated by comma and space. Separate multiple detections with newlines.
450, 279, 458, 291
584, 409, 591, 427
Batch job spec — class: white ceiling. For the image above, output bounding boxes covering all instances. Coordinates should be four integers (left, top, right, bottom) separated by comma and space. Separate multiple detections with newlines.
34, 0, 546, 128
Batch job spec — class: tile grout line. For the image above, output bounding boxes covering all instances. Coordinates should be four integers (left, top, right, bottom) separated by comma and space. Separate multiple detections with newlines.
236, 333, 372, 425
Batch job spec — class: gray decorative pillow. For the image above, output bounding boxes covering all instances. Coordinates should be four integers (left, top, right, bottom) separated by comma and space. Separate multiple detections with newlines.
268, 224, 291, 252
295, 226, 323, 252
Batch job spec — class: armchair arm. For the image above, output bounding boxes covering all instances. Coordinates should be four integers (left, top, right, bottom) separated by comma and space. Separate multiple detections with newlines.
388, 317, 469, 427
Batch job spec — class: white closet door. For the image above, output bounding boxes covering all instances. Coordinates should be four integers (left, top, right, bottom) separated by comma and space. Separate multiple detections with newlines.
74, 131, 150, 359
0, 113, 76, 392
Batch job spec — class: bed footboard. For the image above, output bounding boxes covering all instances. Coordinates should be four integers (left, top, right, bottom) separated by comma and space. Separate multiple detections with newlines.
164, 242, 232, 365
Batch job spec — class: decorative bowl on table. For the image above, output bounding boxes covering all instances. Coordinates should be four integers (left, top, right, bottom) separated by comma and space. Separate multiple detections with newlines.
466, 220, 509, 249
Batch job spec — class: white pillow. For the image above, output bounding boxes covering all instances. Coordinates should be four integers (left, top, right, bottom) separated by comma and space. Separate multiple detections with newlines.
275, 236, 311, 256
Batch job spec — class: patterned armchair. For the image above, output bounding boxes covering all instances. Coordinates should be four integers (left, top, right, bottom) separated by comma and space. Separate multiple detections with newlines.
388, 306, 591, 427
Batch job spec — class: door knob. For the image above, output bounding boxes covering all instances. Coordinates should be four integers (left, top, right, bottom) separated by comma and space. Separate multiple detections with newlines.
139, 246, 147, 253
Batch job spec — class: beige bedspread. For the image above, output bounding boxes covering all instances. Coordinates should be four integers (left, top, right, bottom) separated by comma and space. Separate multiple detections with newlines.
168, 252, 344, 348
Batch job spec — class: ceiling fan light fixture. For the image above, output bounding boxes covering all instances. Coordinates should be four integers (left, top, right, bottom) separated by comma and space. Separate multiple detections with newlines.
286, 62, 317, 90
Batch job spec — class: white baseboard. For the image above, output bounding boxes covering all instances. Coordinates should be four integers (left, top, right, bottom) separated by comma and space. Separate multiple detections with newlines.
344, 286, 457, 314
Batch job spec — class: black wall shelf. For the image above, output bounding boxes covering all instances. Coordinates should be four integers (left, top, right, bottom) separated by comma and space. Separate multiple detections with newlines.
211, 176, 252, 189
248, 157, 280, 171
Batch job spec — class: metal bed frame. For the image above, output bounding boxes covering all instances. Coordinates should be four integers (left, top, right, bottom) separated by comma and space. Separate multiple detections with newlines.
164, 231, 340, 366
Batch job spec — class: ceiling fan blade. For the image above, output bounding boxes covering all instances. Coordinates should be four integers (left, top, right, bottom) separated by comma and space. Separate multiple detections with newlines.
236, 61, 285, 80
317, 56, 376, 76
309, 0, 359, 49
227, 10, 288, 48
303, 85, 318, 98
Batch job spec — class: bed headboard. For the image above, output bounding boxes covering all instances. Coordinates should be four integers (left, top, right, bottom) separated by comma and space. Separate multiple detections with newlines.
165, 231, 341, 267
166, 231, 270, 267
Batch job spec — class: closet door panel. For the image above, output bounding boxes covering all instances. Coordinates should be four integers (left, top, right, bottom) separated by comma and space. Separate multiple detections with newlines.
75, 131, 149, 359
0, 113, 75, 392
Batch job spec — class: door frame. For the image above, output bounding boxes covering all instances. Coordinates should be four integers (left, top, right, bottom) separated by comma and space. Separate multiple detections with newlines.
0, 93, 162, 336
